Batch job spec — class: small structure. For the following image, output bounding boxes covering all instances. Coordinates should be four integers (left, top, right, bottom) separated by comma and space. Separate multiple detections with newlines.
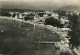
60, 16, 69, 25
61, 28, 71, 31
9, 11, 14, 17
73, 11, 80, 15
19, 13, 23, 19
14, 12, 20, 18
51, 12, 59, 19
15, 14, 19, 19
34, 13, 40, 20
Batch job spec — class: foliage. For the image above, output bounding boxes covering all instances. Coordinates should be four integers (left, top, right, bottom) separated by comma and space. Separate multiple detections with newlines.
44, 17, 63, 28
68, 14, 80, 46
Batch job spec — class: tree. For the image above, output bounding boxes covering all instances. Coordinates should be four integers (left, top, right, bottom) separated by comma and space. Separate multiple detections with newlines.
44, 17, 63, 28
68, 14, 80, 47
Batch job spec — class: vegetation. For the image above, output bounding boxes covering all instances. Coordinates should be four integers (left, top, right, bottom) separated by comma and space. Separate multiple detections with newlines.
68, 14, 80, 47
0, 8, 80, 48
0, 11, 10, 17
44, 17, 63, 28
24, 16, 34, 21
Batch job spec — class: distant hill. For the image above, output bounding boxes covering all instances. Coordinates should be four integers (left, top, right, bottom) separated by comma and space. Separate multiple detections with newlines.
58, 6, 80, 11
0, 5, 80, 12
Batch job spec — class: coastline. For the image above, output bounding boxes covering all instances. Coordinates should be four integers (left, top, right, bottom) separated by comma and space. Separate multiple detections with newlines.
0, 16, 79, 55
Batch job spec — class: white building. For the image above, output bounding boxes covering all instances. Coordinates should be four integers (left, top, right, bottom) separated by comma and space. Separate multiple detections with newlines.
19, 13, 23, 18
60, 16, 69, 24
51, 12, 59, 19
34, 13, 40, 19
73, 11, 80, 15
15, 14, 19, 19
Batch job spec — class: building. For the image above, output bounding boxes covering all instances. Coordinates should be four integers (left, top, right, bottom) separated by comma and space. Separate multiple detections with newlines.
51, 12, 59, 19
9, 12, 14, 17
73, 11, 80, 15
60, 16, 69, 25
19, 13, 23, 19
34, 13, 40, 20
15, 14, 19, 19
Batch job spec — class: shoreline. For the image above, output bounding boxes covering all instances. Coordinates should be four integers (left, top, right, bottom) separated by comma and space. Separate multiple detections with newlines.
0, 16, 79, 55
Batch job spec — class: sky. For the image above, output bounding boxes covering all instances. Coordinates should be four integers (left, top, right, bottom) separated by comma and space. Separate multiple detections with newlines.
0, 0, 80, 9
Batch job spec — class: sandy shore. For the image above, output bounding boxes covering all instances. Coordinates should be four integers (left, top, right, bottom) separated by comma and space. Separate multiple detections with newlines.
0, 16, 70, 42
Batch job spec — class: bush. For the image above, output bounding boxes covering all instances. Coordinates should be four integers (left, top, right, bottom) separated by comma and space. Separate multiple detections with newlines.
0, 11, 10, 17
24, 16, 34, 21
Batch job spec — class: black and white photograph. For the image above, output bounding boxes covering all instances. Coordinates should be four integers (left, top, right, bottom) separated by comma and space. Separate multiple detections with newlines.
0, 0, 80, 55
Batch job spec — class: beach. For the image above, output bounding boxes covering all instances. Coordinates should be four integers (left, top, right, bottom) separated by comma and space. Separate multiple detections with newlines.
0, 17, 61, 55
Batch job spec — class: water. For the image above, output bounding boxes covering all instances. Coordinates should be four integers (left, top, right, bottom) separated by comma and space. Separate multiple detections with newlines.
0, 18, 60, 55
